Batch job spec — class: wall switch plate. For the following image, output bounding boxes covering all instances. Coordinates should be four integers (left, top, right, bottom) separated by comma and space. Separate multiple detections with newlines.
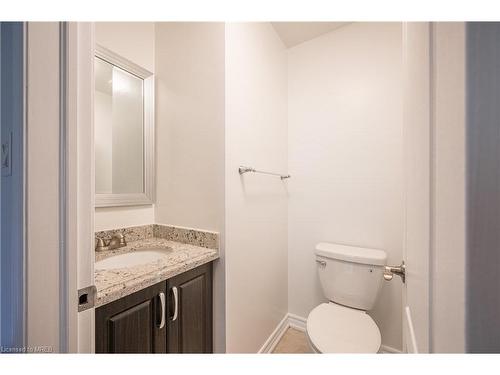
1, 131, 13, 177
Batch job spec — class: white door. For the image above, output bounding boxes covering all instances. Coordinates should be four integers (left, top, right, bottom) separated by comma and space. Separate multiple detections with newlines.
401, 22, 431, 354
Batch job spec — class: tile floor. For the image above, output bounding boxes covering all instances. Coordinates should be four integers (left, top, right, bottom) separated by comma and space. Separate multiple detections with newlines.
272, 328, 313, 353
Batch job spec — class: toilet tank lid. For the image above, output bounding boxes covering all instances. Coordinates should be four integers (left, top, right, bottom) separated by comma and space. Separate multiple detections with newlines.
315, 242, 387, 266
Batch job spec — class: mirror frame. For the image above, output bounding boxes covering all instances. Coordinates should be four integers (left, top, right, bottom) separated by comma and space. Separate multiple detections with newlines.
94, 45, 155, 207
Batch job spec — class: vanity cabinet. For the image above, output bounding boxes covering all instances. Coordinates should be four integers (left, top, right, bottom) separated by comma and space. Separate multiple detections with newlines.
166, 262, 213, 353
95, 262, 213, 354
95, 281, 167, 353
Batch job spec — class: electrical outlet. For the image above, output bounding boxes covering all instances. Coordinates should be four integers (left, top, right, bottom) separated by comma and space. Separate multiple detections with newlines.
1, 132, 13, 177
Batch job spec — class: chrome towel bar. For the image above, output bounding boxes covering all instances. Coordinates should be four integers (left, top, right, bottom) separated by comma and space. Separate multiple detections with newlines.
238, 165, 291, 180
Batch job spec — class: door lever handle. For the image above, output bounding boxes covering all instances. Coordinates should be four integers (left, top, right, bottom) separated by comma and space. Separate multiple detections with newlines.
384, 261, 406, 283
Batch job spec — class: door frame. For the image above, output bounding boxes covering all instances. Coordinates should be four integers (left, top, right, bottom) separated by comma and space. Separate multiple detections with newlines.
402, 21, 432, 354
429, 22, 466, 353
402, 22, 467, 353
25, 22, 64, 351
22, 21, 94, 353
65, 22, 95, 353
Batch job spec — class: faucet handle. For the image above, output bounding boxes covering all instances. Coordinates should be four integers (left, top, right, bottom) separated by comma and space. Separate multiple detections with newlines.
110, 233, 127, 248
95, 238, 107, 251
117, 233, 127, 247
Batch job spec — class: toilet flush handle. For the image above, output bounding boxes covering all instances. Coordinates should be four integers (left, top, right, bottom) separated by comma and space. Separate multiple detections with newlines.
316, 259, 326, 267
384, 261, 406, 283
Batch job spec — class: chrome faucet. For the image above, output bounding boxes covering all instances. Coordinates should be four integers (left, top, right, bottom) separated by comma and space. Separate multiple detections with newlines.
95, 233, 127, 252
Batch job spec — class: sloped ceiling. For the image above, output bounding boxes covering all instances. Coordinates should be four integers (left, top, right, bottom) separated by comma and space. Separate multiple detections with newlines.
271, 22, 350, 48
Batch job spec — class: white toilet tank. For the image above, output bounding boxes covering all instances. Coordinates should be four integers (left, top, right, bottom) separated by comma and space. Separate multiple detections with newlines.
315, 242, 387, 311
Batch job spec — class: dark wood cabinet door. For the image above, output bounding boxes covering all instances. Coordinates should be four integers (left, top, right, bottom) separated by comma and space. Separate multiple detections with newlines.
96, 282, 167, 353
167, 262, 213, 353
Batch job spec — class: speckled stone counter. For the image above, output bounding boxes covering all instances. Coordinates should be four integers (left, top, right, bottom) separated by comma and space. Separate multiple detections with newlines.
95, 225, 219, 307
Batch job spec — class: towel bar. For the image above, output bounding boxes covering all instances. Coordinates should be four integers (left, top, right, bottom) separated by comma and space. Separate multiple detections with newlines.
238, 165, 291, 180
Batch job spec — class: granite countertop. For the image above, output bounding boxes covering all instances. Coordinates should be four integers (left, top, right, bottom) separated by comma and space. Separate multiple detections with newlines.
95, 237, 219, 307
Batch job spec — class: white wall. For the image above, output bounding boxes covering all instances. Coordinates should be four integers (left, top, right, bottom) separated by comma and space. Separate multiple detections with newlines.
225, 23, 288, 353
94, 22, 155, 231
154, 22, 226, 352
154, 23, 225, 232
94, 22, 155, 72
287, 23, 404, 351
94, 205, 155, 231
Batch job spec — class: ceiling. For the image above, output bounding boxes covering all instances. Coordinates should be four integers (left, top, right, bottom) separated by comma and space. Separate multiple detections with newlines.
271, 22, 350, 48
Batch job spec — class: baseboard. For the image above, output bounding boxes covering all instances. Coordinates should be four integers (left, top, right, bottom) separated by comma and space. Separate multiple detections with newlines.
258, 314, 290, 353
259, 312, 403, 354
258, 313, 307, 353
287, 313, 307, 331
379, 345, 403, 354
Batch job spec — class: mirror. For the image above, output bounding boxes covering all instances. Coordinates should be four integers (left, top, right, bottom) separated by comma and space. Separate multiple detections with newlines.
94, 45, 155, 207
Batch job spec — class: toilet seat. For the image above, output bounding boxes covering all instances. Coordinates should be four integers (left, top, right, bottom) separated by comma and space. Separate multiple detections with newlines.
306, 302, 381, 353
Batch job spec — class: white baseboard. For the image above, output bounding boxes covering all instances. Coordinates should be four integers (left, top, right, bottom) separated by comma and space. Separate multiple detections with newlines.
259, 313, 307, 353
258, 314, 290, 354
259, 312, 403, 354
379, 345, 403, 354
287, 313, 306, 331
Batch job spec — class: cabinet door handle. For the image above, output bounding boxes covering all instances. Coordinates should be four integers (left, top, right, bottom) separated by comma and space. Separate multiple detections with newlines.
159, 292, 166, 329
171, 287, 178, 322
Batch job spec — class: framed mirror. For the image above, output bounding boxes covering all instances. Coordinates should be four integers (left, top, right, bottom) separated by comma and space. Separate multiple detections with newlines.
94, 45, 155, 207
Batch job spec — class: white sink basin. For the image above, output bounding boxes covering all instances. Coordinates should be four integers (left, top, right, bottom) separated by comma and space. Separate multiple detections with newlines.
95, 247, 173, 271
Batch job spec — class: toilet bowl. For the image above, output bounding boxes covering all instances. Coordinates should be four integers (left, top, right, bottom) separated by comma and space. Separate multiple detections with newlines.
307, 242, 387, 353
306, 302, 381, 353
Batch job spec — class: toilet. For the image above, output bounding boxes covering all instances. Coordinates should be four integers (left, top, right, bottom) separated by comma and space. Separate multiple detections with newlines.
306, 242, 387, 353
